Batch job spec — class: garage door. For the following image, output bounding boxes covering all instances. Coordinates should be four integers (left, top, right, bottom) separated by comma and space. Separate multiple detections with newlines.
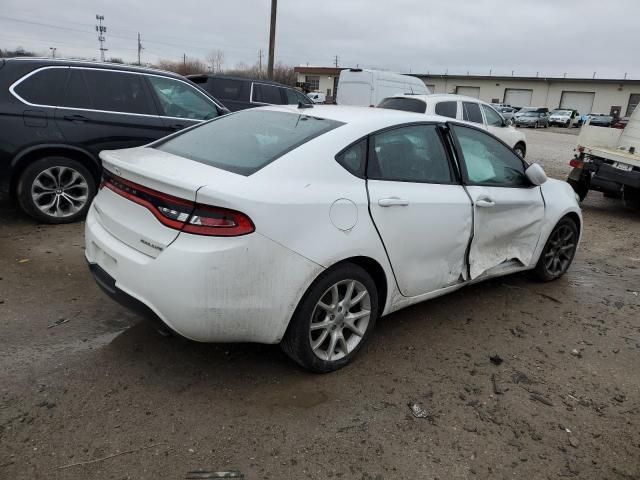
456, 86, 480, 98
560, 91, 595, 115
504, 89, 532, 108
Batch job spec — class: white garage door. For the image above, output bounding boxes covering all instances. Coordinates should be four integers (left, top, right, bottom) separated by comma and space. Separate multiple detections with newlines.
560, 91, 595, 115
456, 86, 480, 98
504, 89, 533, 108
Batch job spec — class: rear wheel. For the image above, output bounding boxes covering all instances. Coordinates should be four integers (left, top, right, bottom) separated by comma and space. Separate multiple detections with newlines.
16, 156, 96, 224
533, 218, 579, 281
281, 263, 379, 373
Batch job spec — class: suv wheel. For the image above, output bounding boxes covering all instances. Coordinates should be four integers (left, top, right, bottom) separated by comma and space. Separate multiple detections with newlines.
281, 263, 379, 373
16, 156, 96, 224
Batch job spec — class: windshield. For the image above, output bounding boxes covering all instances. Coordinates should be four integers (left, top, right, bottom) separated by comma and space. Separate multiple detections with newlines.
155, 110, 344, 175
553, 110, 571, 116
523, 112, 540, 117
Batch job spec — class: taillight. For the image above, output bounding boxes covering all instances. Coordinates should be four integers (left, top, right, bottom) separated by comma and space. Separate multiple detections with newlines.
102, 171, 254, 237
569, 159, 583, 169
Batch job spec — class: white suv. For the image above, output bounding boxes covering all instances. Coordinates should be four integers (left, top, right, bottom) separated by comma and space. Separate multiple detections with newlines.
378, 94, 527, 158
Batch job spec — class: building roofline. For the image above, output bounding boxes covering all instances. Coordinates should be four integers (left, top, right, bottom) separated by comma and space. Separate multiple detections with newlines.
411, 73, 638, 84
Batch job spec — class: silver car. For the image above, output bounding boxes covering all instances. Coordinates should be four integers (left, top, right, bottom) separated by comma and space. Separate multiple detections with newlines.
515, 111, 549, 128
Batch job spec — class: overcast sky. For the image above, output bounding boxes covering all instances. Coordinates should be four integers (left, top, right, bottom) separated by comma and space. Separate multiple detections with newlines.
1, 0, 638, 79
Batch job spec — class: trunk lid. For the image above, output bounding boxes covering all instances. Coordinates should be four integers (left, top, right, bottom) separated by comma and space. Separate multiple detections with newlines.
94, 147, 226, 257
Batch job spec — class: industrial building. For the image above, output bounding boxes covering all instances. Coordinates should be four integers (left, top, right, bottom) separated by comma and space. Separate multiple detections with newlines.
407, 74, 639, 116
295, 66, 639, 116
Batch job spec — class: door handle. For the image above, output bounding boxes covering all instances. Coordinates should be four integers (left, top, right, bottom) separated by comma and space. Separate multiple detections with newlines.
378, 197, 409, 207
63, 114, 88, 123
476, 197, 495, 208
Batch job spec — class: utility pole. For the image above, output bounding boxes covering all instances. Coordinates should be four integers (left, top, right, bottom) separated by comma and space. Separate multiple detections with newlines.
334, 55, 339, 68
137, 32, 144, 65
49, 47, 56, 58
267, 0, 277, 79
183, 53, 186, 71
95, 15, 107, 62
259, 49, 263, 76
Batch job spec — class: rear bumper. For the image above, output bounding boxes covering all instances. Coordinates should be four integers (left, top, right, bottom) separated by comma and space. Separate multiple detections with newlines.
85, 205, 323, 344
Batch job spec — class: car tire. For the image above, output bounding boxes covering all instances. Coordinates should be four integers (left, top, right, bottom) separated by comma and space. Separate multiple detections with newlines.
622, 187, 640, 209
533, 217, 579, 282
16, 156, 96, 224
280, 263, 379, 373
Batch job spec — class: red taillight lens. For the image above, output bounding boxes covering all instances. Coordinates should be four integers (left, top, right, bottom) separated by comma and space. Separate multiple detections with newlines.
102, 171, 254, 237
183, 204, 254, 236
569, 159, 583, 169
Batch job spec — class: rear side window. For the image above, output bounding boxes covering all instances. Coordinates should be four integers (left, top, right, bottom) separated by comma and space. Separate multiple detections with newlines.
82, 69, 154, 115
209, 78, 245, 101
378, 97, 427, 114
155, 110, 344, 176
368, 125, 452, 183
252, 83, 284, 104
148, 76, 219, 120
336, 140, 367, 177
61, 69, 92, 109
462, 102, 483, 124
435, 101, 457, 118
14, 67, 68, 106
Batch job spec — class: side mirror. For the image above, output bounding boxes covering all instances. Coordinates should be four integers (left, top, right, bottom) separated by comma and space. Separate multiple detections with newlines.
525, 163, 547, 186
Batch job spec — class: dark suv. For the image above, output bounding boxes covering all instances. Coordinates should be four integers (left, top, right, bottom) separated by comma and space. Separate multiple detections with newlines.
187, 75, 313, 111
0, 58, 228, 223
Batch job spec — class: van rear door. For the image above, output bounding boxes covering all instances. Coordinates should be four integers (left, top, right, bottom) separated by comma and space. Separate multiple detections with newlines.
337, 70, 373, 106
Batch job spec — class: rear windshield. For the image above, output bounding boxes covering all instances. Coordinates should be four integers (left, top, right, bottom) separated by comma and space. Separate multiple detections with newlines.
155, 109, 344, 175
378, 97, 427, 114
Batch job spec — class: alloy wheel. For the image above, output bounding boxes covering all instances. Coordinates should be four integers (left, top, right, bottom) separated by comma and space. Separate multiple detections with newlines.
309, 279, 371, 361
31, 166, 89, 218
543, 224, 577, 276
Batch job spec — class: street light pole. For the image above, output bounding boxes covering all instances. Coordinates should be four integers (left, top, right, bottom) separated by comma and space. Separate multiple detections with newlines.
267, 0, 277, 79
49, 47, 56, 59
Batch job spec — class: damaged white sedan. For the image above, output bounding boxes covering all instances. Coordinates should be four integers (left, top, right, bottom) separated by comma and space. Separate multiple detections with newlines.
85, 105, 581, 372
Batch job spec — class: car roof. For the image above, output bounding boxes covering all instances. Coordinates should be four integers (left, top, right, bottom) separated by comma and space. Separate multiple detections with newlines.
259, 104, 450, 131
4, 57, 189, 79
186, 74, 292, 88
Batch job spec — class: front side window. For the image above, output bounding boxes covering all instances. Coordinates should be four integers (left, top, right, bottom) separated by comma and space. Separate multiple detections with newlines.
252, 83, 284, 104
82, 69, 155, 115
435, 101, 457, 119
368, 125, 452, 183
378, 97, 427, 114
482, 104, 503, 127
148, 76, 219, 120
14, 67, 68, 106
452, 125, 528, 187
155, 110, 343, 176
462, 102, 483, 124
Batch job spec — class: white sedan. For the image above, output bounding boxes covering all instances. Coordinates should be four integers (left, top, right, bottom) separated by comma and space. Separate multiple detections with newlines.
85, 105, 581, 372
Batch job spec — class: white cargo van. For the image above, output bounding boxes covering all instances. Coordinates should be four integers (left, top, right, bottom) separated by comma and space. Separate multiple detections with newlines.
336, 68, 429, 106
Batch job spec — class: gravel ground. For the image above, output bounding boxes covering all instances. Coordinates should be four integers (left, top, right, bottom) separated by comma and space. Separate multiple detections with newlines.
1, 128, 639, 480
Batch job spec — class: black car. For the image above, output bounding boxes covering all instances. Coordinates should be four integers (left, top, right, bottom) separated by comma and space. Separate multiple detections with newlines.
187, 74, 313, 111
0, 58, 228, 223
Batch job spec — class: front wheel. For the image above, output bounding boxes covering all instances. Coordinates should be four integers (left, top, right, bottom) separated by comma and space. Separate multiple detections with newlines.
533, 218, 579, 281
281, 263, 379, 373
16, 156, 96, 224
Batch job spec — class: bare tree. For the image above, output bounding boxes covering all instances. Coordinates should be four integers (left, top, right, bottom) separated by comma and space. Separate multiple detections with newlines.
157, 58, 208, 76
206, 50, 225, 73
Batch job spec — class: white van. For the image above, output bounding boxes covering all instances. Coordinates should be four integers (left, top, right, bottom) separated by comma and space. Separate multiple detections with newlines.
336, 68, 429, 107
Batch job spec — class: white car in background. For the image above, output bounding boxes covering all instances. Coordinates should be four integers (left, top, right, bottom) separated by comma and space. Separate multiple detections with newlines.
307, 91, 327, 104
86, 105, 581, 372
378, 94, 528, 158
549, 109, 581, 128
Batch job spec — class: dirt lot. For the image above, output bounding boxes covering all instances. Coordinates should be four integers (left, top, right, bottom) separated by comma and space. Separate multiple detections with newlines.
1, 128, 639, 480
